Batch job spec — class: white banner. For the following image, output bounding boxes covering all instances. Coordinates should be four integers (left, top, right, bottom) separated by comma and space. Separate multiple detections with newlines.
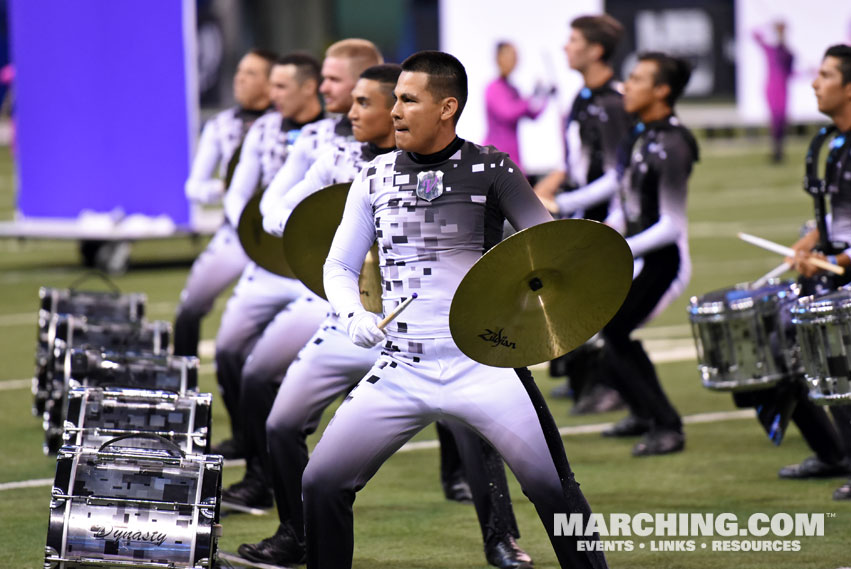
439, 0, 603, 175
736, 0, 851, 124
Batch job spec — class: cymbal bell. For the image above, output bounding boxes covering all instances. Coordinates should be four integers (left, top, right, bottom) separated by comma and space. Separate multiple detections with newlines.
237, 191, 296, 278
283, 183, 383, 313
449, 219, 632, 368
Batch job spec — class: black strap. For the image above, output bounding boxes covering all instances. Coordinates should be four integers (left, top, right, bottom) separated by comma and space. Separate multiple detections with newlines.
803, 126, 838, 253
67, 270, 121, 294
98, 433, 185, 458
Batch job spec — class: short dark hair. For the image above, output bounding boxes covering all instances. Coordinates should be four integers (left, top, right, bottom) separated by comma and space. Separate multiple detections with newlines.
400, 50, 468, 123
638, 52, 692, 107
275, 52, 322, 86
359, 64, 403, 108
824, 44, 851, 85
247, 48, 278, 75
570, 14, 624, 63
496, 41, 513, 56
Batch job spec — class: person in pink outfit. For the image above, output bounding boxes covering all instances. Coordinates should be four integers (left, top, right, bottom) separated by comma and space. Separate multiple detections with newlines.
483, 42, 552, 173
754, 21, 795, 163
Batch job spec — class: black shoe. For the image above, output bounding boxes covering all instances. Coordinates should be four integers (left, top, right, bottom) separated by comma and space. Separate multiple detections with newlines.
571, 384, 626, 416
485, 535, 534, 569
632, 429, 685, 457
443, 477, 473, 504
778, 456, 851, 479
602, 415, 652, 437
238, 524, 306, 566
210, 438, 245, 460
222, 477, 274, 509
833, 480, 851, 501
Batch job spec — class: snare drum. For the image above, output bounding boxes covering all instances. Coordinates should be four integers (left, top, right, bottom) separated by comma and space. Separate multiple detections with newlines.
791, 287, 851, 405
45, 441, 222, 569
64, 387, 211, 454
43, 349, 198, 455
688, 280, 800, 391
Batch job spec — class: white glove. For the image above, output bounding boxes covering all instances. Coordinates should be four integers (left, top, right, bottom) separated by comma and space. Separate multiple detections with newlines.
185, 179, 225, 205
343, 309, 386, 348
262, 210, 286, 237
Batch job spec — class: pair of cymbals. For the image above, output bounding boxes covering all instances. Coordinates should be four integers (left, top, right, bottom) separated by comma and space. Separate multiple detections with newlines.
243, 182, 632, 368
282, 183, 382, 313
237, 191, 296, 279
238, 183, 383, 313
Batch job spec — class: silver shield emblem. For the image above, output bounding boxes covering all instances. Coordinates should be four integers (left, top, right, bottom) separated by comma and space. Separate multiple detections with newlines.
416, 170, 444, 202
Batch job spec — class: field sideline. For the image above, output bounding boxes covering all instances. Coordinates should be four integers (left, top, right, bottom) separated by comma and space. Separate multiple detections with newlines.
0, 136, 849, 569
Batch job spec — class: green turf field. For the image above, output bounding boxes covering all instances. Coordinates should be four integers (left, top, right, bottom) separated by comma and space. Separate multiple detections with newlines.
0, 136, 849, 569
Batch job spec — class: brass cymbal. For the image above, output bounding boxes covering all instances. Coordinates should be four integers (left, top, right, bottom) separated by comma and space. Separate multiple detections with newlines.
237, 191, 296, 278
449, 219, 633, 368
283, 183, 383, 313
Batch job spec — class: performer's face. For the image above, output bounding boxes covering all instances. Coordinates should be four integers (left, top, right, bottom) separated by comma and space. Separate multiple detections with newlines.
624, 60, 666, 116
392, 71, 454, 153
320, 57, 357, 114
813, 56, 851, 117
349, 78, 395, 147
269, 64, 314, 119
233, 53, 270, 108
564, 28, 597, 72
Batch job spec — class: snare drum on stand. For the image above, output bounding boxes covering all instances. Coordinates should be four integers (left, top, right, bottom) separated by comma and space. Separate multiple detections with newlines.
45, 438, 222, 569
791, 287, 851, 405
688, 280, 801, 392
43, 347, 195, 455
64, 387, 211, 454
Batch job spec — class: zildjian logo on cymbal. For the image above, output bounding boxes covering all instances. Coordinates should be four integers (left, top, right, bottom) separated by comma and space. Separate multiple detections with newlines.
478, 328, 517, 349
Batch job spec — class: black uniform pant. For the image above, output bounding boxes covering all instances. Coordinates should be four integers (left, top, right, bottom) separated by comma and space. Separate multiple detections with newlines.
602, 245, 683, 432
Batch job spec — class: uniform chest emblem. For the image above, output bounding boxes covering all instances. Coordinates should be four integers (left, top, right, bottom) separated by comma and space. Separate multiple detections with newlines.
416, 170, 444, 202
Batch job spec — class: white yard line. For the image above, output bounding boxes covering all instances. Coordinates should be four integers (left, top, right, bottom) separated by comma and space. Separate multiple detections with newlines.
0, 410, 757, 493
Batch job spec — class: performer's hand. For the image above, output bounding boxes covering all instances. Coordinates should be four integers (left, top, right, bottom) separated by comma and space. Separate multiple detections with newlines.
536, 192, 559, 215
794, 250, 824, 278
344, 310, 386, 348
262, 212, 284, 237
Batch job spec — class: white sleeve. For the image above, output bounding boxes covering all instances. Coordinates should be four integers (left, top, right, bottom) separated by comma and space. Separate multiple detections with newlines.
626, 214, 679, 259
323, 173, 376, 317
555, 169, 619, 216
222, 121, 263, 226
604, 194, 626, 235
259, 133, 316, 217
185, 120, 225, 204
263, 153, 333, 236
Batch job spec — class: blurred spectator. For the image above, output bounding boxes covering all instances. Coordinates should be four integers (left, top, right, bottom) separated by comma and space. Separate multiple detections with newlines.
482, 41, 552, 173
753, 21, 795, 163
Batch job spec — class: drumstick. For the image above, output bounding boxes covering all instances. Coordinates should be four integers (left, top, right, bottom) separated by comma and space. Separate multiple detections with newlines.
377, 293, 417, 330
751, 262, 792, 289
737, 232, 845, 275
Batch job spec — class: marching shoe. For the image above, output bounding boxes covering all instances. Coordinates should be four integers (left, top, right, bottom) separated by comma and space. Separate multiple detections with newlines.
832, 480, 851, 501
238, 524, 306, 565
571, 384, 626, 415
485, 535, 534, 569
221, 477, 274, 509
602, 414, 651, 437
778, 456, 851, 479
632, 429, 685, 457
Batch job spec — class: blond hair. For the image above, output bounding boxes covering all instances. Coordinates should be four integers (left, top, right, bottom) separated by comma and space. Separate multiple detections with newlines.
325, 38, 384, 78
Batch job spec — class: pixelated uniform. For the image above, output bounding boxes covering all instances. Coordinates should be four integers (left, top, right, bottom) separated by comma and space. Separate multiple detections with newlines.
173, 106, 268, 356
261, 140, 524, 555
306, 138, 607, 569
213, 110, 326, 449
217, 115, 354, 486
